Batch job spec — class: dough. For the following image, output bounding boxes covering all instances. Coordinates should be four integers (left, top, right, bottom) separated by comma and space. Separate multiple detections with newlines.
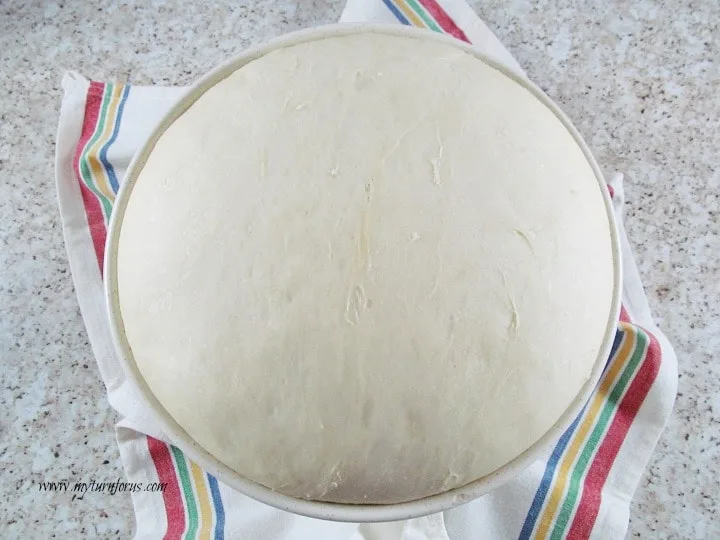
117, 33, 613, 504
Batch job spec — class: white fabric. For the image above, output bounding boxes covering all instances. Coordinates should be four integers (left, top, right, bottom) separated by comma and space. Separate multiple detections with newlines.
54, 1, 677, 538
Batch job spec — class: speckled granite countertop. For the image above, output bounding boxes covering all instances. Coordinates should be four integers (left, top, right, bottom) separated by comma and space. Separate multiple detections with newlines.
1, 0, 717, 537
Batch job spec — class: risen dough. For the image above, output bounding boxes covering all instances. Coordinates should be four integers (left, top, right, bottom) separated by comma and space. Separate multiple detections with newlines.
117, 33, 613, 504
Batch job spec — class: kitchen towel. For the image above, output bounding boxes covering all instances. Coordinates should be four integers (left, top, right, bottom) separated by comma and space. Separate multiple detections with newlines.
55, 0, 678, 538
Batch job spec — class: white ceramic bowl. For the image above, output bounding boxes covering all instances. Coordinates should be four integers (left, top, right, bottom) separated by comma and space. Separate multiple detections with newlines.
104, 23, 622, 522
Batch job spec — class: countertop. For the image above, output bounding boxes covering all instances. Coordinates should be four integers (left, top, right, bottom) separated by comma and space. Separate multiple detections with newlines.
1, 0, 717, 537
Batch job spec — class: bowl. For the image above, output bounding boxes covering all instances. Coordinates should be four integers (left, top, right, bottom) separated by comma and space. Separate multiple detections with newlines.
104, 23, 622, 522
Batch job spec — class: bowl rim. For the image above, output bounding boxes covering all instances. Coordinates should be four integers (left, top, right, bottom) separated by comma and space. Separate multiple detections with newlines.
104, 22, 622, 523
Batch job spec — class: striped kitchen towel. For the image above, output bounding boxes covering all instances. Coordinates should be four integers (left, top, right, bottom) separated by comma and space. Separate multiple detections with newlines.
55, 0, 677, 538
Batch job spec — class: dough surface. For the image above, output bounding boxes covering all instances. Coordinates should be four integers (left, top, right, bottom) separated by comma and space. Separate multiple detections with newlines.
117, 33, 614, 504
